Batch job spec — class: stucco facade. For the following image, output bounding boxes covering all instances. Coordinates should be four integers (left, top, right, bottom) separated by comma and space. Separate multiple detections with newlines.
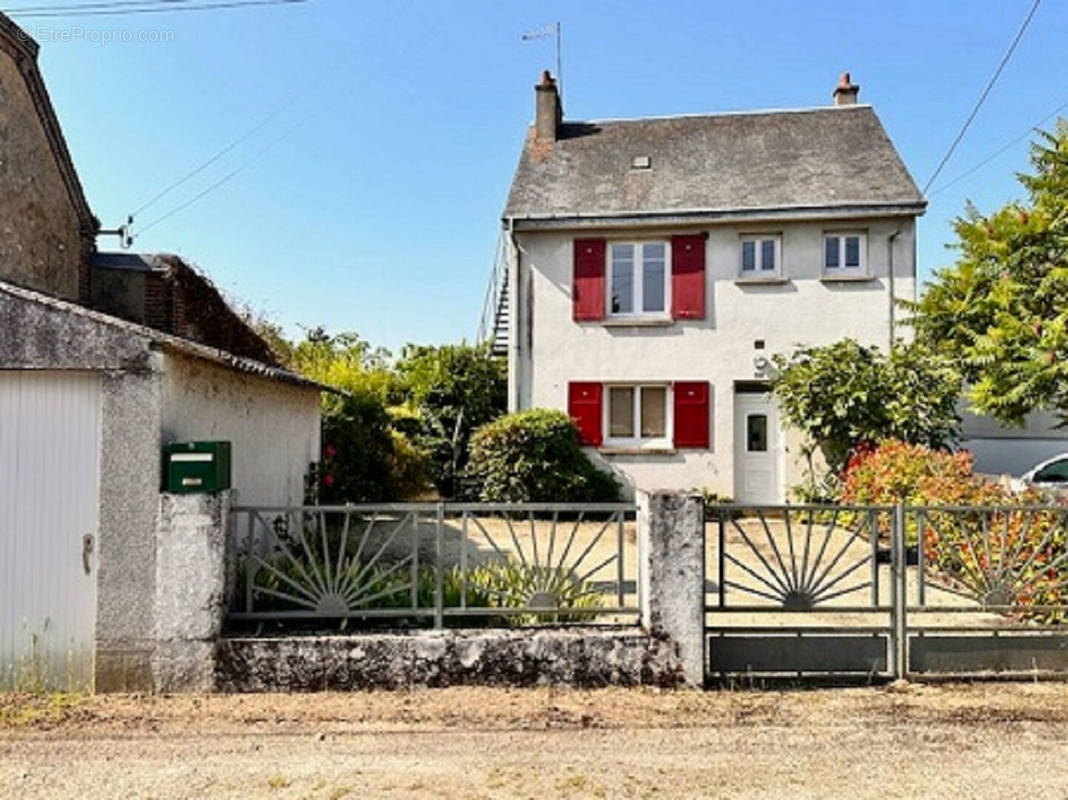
510, 216, 917, 500
161, 352, 321, 506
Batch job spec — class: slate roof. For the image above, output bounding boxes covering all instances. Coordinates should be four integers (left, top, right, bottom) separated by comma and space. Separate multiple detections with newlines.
504, 105, 925, 225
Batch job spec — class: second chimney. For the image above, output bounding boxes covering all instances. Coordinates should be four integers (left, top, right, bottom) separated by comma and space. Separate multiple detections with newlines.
534, 70, 562, 143
833, 72, 860, 106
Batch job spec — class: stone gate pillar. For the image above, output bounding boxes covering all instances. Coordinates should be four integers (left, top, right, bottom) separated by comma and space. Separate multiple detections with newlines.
637, 491, 705, 687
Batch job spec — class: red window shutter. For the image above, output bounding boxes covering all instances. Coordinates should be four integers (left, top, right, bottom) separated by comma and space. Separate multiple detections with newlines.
673, 381, 710, 448
573, 238, 606, 321
568, 382, 603, 446
671, 234, 705, 320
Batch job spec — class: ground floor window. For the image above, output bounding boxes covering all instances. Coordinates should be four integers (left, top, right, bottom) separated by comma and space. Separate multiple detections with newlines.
606, 384, 670, 446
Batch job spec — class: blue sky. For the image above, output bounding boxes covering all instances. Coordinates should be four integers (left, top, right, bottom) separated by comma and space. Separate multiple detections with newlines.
19, 0, 1067, 352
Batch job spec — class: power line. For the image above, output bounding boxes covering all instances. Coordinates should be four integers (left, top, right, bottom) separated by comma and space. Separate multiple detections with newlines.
130, 96, 300, 217
133, 3, 451, 239
3, 0, 199, 12
128, 0, 412, 221
4, 0, 305, 18
135, 125, 291, 236
921, 0, 1041, 195
928, 97, 1068, 197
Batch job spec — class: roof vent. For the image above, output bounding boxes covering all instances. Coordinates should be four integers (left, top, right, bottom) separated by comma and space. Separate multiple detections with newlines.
631, 155, 651, 170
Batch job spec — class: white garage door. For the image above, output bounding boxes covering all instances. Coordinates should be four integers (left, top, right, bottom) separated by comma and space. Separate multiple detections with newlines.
0, 371, 101, 690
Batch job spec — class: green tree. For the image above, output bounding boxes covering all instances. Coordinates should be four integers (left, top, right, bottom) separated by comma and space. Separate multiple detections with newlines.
395, 343, 507, 496
770, 339, 961, 492
910, 122, 1068, 425
288, 327, 397, 410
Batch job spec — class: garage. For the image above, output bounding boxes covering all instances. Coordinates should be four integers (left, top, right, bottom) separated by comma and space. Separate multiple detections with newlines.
0, 371, 101, 690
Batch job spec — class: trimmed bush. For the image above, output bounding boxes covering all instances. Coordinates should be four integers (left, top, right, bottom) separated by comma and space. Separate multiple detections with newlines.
466, 409, 620, 503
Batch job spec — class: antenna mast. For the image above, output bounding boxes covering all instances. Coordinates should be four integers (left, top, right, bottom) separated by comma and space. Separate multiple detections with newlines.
522, 21, 563, 106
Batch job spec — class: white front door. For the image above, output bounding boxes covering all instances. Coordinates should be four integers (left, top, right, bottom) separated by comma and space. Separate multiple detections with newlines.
0, 371, 101, 690
733, 392, 782, 504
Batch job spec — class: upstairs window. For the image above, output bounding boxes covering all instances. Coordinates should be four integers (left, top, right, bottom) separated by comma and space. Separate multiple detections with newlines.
609, 242, 669, 316
739, 235, 781, 277
824, 232, 866, 274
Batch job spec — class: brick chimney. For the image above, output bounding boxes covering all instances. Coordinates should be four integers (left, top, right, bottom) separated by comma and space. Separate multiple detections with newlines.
833, 72, 860, 105
534, 70, 562, 143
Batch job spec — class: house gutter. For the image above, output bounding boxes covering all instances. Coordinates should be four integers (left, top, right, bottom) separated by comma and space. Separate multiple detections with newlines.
508, 201, 928, 232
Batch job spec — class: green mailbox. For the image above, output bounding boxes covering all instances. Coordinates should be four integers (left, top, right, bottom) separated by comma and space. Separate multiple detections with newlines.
164, 441, 232, 493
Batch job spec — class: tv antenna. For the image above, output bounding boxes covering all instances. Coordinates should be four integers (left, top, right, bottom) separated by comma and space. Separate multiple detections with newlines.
522, 21, 562, 105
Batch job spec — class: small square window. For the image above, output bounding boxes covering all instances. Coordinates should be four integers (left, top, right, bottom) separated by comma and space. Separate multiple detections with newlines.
823, 232, 867, 275
739, 236, 782, 277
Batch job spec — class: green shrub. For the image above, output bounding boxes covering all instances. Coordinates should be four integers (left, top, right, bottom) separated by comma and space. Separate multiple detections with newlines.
394, 343, 507, 497
317, 391, 429, 502
465, 409, 621, 503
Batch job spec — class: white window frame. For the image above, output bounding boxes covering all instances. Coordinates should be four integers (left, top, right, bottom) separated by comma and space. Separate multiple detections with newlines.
606, 240, 672, 319
603, 383, 673, 449
738, 234, 782, 278
822, 231, 868, 276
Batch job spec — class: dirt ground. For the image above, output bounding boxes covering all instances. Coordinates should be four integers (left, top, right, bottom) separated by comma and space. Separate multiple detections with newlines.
2, 683, 1068, 799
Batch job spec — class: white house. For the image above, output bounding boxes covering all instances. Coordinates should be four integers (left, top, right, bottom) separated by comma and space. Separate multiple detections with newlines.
498, 72, 926, 502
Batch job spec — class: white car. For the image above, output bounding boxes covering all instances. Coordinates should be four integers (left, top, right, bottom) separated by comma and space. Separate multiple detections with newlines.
1012, 453, 1068, 493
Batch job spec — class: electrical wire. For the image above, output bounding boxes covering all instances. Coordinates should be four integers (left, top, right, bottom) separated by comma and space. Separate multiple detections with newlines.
922, 0, 1042, 194
128, 0, 412, 221
4, 0, 304, 18
928, 97, 1068, 197
133, 2, 450, 240
4, 0, 198, 11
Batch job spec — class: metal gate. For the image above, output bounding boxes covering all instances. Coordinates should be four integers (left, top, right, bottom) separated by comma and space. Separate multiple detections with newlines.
0, 371, 101, 690
706, 503, 1068, 680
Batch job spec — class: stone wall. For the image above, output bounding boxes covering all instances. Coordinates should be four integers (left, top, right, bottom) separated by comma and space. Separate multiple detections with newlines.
0, 25, 92, 301
217, 628, 684, 691
95, 491, 708, 693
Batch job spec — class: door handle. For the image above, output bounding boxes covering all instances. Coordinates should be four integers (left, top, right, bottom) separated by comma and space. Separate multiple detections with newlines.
82, 533, 94, 575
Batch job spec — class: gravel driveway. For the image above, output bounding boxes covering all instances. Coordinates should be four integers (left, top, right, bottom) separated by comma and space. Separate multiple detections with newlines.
2, 683, 1068, 799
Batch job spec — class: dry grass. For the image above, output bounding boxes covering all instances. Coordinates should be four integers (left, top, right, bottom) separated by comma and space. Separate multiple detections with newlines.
2, 684, 1068, 798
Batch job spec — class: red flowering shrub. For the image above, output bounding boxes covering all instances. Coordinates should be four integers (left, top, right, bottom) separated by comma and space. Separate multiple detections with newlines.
842, 440, 1068, 620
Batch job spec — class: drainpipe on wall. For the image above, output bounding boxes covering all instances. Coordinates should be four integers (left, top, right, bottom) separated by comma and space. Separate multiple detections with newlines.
887, 228, 901, 352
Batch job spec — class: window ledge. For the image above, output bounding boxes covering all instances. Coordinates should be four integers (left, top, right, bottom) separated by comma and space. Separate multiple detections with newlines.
821, 273, 874, 283
599, 446, 677, 456
735, 275, 789, 285
601, 316, 674, 327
